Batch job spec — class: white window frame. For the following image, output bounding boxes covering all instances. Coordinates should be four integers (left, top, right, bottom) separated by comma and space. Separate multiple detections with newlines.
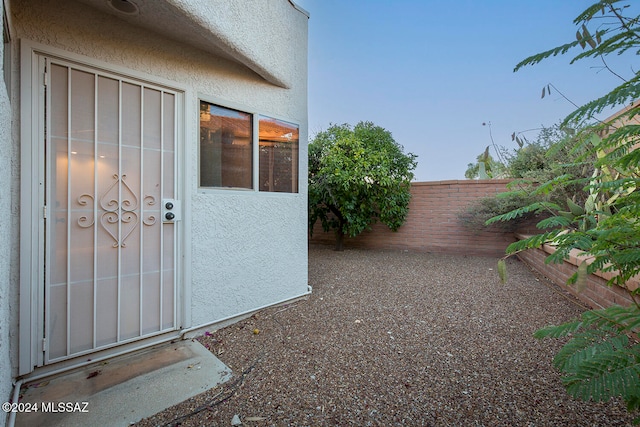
197, 94, 301, 196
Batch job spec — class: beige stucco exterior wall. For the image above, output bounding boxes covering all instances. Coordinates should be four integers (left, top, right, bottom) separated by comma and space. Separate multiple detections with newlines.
6, 0, 308, 401
166, 0, 307, 88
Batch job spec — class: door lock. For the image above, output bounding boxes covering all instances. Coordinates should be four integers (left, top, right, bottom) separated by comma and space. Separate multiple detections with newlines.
162, 199, 180, 222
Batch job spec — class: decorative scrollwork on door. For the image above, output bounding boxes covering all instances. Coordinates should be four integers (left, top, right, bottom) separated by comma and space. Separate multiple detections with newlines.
72, 173, 154, 248
100, 174, 137, 247
77, 194, 95, 228
76, 174, 157, 248
143, 196, 157, 226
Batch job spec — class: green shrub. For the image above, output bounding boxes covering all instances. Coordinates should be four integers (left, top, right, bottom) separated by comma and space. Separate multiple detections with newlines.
458, 192, 538, 233
488, 1, 640, 420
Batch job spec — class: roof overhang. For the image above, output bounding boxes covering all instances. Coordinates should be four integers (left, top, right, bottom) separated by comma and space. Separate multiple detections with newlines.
75, 0, 308, 88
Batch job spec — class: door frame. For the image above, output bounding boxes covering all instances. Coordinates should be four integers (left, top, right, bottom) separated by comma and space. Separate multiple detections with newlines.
19, 40, 192, 376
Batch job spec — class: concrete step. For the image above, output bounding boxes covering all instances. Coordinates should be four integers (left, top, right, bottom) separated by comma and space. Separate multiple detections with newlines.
14, 339, 231, 427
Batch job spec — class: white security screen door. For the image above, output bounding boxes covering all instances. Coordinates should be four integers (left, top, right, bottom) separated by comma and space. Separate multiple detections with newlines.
43, 57, 180, 363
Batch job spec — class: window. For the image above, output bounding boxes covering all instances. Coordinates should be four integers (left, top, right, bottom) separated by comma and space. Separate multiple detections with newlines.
199, 100, 300, 193
259, 116, 299, 193
199, 101, 252, 189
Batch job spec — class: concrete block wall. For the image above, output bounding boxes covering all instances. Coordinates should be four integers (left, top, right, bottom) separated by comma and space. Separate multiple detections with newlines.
309, 180, 638, 309
308, 178, 635, 311
309, 179, 516, 256
516, 245, 635, 309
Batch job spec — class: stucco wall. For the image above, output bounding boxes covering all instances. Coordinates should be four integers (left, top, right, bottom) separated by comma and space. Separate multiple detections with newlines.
168, 0, 307, 89
190, 192, 308, 325
1, 1, 14, 423
10, 0, 308, 377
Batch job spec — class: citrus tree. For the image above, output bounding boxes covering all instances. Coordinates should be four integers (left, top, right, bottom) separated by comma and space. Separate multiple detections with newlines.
488, 0, 640, 418
308, 121, 417, 251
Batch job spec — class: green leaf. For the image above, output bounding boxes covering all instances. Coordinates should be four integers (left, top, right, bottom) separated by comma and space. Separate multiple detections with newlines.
578, 30, 586, 49
514, 39, 582, 72
536, 215, 572, 229
558, 210, 575, 220
574, 261, 588, 293
504, 229, 565, 254
534, 320, 583, 339
497, 259, 507, 283
582, 25, 597, 49
567, 198, 586, 216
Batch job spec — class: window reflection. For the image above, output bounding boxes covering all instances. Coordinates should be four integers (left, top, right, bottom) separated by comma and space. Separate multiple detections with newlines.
259, 117, 299, 193
199, 101, 253, 189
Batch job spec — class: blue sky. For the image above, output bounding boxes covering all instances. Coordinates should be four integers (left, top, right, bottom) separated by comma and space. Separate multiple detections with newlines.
296, 0, 638, 181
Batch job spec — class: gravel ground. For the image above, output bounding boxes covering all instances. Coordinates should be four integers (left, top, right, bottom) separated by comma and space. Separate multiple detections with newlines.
136, 247, 635, 427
